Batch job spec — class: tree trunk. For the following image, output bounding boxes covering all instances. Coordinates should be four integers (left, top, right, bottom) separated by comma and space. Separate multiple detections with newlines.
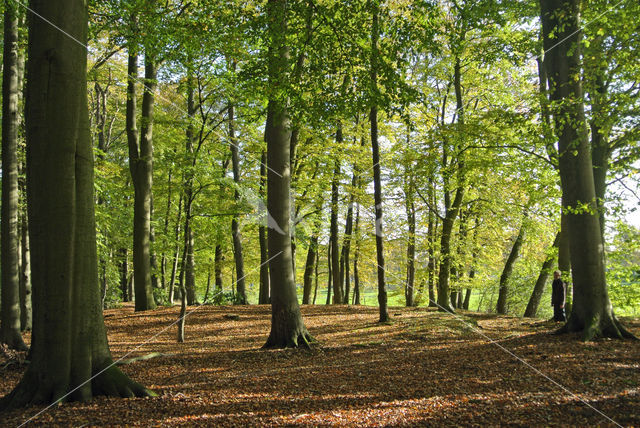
496, 220, 526, 315
263, 0, 312, 348
20, 209, 32, 331
330, 157, 343, 304
229, 102, 247, 304
405, 191, 416, 307
353, 204, 361, 306
326, 241, 333, 305
427, 177, 437, 307
302, 234, 318, 304
258, 150, 270, 304
119, 248, 129, 302
127, 43, 156, 311
540, 0, 633, 340
1, 1, 27, 350
214, 244, 223, 293
524, 231, 561, 317
370, 1, 389, 322
339, 169, 356, 305
437, 57, 465, 313
1, 2, 154, 408
183, 67, 197, 306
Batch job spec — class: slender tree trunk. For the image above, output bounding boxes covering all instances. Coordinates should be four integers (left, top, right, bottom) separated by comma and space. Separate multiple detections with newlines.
19, 209, 32, 331
353, 204, 361, 306
258, 150, 270, 304
127, 44, 156, 311
524, 231, 561, 317
540, 0, 632, 340
427, 177, 437, 307
302, 234, 318, 304
370, 0, 388, 322
215, 244, 223, 293
168, 194, 183, 304
1, 1, 27, 351
496, 220, 526, 315
229, 102, 247, 304
313, 250, 319, 305
330, 157, 343, 304
405, 190, 416, 307
326, 241, 333, 305
1, 2, 154, 408
119, 248, 129, 302
437, 57, 465, 313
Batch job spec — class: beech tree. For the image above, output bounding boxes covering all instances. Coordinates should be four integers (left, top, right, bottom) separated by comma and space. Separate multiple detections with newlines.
1, 0, 27, 351
1, 0, 153, 409
540, 0, 634, 340
263, 0, 313, 348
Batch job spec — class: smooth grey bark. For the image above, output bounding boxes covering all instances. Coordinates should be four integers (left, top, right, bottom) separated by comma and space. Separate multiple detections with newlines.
1, 1, 154, 409
496, 220, 526, 315
126, 45, 156, 311
1, 0, 27, 350
258, 150, 270, 304
540, 0, 633, 340
524, 231, 561, 318
229, 102, 247, 304
370, 0, 389, 322
263, 0, 312, 348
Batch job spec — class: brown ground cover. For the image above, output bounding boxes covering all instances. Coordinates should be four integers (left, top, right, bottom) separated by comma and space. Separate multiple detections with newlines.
1, 304, 639, 427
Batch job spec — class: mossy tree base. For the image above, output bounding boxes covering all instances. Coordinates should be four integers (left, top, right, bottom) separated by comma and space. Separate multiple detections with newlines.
556, 313, 637, 341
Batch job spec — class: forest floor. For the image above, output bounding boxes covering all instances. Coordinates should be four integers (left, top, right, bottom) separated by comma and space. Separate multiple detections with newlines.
1, 304, 639, 427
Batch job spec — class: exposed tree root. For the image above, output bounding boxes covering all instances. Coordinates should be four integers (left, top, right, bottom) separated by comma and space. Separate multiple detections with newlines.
554, 313, 638, 341
262, 330, 316, 350
115, 352, 170, 366
0, 365, 156, 412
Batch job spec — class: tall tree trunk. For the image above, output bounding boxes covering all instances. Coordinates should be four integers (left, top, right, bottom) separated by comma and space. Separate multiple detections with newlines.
496, 220, 526, 315
405, 190, 416, 307
330, 156, 343, 304
168, 194, 183, 304
1, 2, 154, 408
353, 204, 361, 305
182, 65, 197, 306
437, 57, 465, 313
1, 1, 27, 350
339, 179, 355, 305
427, 177, 437, 307
263, 0, 311, 348
127, 44, 156, 311
524, 231, 561, 317
540, 0, 632, 340
229, 102, 247, 304
258, 150, 270, 304
370, 0, 389, 322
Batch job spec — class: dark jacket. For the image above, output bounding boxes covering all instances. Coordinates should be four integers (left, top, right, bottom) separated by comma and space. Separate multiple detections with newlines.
551, 278, 565, 306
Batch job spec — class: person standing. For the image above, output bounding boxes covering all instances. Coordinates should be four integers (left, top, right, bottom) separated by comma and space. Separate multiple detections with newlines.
551, 270, 566, 322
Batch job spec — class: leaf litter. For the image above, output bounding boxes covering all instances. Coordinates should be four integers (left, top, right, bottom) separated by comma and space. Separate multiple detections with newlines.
0, 304, 638, 427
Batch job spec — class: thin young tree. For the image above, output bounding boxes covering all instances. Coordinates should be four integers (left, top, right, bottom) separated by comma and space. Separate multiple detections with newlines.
1, 1, 153, 409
